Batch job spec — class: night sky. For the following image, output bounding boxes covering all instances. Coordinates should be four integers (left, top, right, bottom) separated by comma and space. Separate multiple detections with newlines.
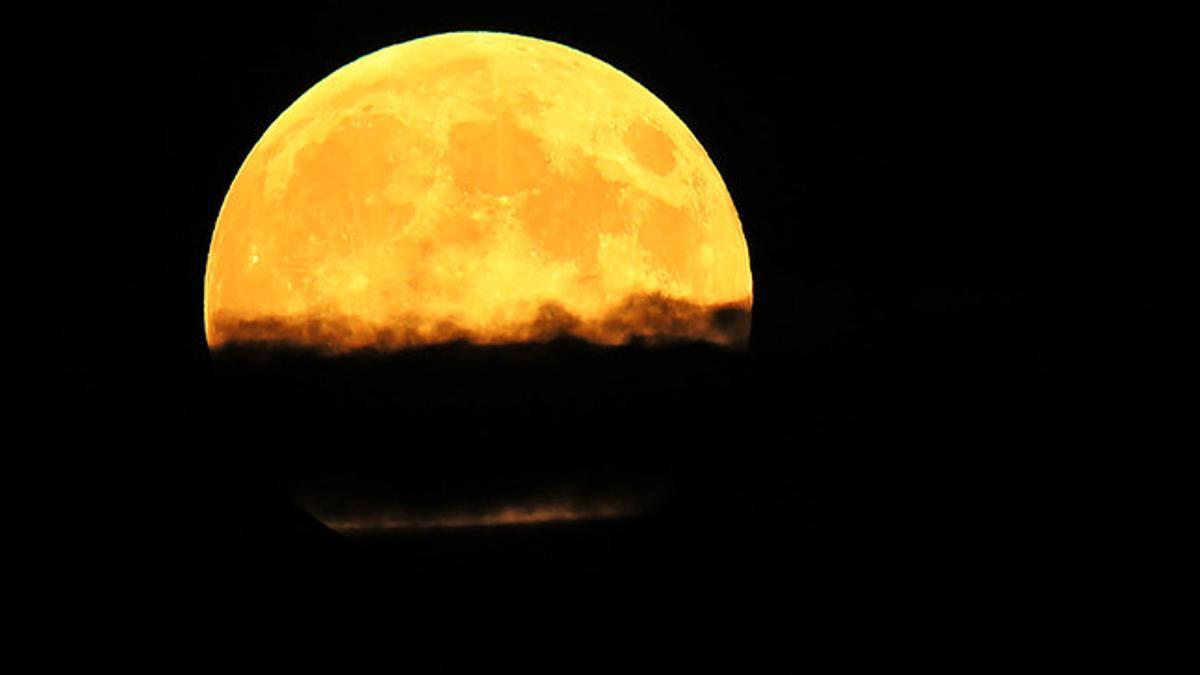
38, 3, 1168, 667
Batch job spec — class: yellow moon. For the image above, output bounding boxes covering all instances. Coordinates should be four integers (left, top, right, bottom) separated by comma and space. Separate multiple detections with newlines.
204, 32, 752, 352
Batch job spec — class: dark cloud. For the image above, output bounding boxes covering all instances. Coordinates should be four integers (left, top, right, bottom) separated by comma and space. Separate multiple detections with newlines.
312, 492, 656, 534
209, 292, 751, 354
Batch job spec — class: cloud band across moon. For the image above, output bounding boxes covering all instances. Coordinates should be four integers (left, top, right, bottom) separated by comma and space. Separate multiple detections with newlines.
209, 293, 751, 353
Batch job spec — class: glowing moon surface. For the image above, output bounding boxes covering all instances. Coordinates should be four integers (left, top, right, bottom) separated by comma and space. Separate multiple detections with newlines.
205, 32, 752, 351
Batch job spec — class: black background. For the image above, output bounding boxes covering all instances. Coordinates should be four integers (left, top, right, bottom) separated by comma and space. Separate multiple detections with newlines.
34, 2, 1171, 667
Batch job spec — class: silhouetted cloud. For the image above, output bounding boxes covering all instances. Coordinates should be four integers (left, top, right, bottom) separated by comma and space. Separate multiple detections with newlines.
209, 292, 751, 354
315, 494, 651, 534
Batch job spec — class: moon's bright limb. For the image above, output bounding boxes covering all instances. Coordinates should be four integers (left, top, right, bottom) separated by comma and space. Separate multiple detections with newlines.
204, 32, 752, 352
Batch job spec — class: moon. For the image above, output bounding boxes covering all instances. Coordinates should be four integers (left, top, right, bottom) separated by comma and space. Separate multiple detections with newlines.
204, 32, 753, 352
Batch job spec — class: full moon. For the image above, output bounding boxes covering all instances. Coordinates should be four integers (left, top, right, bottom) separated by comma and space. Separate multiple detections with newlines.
204, 32, 752, 352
